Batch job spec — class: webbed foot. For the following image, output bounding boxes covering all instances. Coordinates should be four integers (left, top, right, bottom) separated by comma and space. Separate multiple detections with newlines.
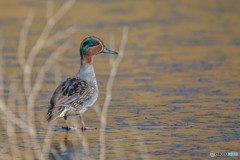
62, 126, 77, 130
80, 126, 97, 131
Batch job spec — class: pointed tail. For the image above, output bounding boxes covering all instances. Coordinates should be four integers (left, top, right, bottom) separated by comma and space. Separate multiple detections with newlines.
45, 105, 65, 122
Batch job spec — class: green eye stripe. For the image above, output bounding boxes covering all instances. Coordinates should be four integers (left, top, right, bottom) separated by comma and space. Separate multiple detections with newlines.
81, 39, 100, 55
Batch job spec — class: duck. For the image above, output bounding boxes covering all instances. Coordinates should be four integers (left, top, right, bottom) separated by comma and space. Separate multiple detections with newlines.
45, 36, 118, 130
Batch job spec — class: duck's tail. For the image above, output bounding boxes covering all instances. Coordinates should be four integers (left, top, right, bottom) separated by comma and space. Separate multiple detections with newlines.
45, 104, 54, 122
45, 105, 66, 122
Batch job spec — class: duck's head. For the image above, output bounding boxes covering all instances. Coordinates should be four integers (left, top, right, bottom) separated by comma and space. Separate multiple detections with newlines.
80, 36, 118, 65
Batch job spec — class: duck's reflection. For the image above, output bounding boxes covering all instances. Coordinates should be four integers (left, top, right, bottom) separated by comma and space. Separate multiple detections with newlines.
48, 129, 98, 160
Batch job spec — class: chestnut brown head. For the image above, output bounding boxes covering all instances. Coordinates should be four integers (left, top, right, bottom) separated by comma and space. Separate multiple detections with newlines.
80, 36, 118, 61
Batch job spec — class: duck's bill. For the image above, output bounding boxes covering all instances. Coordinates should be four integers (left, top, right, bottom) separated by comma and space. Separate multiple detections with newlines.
101, 47, 118, 55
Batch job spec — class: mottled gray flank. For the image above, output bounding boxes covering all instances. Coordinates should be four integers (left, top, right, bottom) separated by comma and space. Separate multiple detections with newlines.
45, 60, 98, 122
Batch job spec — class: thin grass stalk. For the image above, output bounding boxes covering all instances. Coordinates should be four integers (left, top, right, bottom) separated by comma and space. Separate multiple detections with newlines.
17, 12, 35, 69
27, 41, 71, 112
20, 1, 76, 157
6, 121, 19, 159
41, 125, 55, 159
0, 1, 77, 159
99, 26, 128, 160
0, 37, 30, 129
23, 0, 76, 97
25, 41, 71, 159
41, 61, 63, 159
128, 120, 150, 160
0, 36, 4, 96
46, 0, 54, 20
7, 79, 20, 159
46, 24, 79, 46
51, 147, 62, 160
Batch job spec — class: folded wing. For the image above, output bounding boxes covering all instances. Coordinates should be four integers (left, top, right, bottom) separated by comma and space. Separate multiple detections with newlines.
46, 77, 93, 122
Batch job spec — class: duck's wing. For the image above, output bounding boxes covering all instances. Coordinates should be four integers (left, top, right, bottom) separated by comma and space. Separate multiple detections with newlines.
46, 77, 93, 122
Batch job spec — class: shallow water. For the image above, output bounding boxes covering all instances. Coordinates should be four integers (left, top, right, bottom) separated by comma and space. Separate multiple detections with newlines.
0, 0, 240, 159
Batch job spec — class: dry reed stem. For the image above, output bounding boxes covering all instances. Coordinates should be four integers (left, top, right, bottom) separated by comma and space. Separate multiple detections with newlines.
27, 41, 71, 112
7, 121, 19, 159
26, 41, 71, 117
24, 0, 75, 158
17, 11, 35, 69
0, 101, 30, 128
46, 0, 54, 20
22, 1, 75, 157
0, 36, 4, 95
81, 134, 90, 156
4, 48, 21, 159
0, 75, 36, 160
0, 103, 36, 159
99, 26, 129, 160
15, 0, 76, 158
41, 61, 64, 159
0, 38, 30, 129
0, 0, 78, 159
23, 0, 76, 97
0, 94, 36, 159
128, 120, 150, 160
7, 79, 18, 109
26, 41, 71, 159
41, 126, 55, 159
50, 147, 62, 160
1, 1, 130, 159
72, 122, 90, 156
6, 79, 20, 159
68, 127, 92, 160
46, 24, 79, 46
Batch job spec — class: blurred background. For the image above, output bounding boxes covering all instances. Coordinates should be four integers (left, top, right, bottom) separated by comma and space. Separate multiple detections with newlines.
0, 0, 240, 159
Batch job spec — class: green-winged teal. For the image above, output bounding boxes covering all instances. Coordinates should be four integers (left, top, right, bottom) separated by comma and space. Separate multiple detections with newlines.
45, 36, 118, 130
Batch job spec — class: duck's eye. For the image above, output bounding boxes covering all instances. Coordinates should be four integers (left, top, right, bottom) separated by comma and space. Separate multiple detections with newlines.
81, 39, 100, 55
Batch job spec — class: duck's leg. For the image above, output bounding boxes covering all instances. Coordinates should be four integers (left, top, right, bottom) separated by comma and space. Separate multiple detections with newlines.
64, 114, 70, 130
79, 114, 86, 130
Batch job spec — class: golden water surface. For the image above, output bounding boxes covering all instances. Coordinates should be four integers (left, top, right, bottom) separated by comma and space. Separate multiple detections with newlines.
0, 0, 240, 159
